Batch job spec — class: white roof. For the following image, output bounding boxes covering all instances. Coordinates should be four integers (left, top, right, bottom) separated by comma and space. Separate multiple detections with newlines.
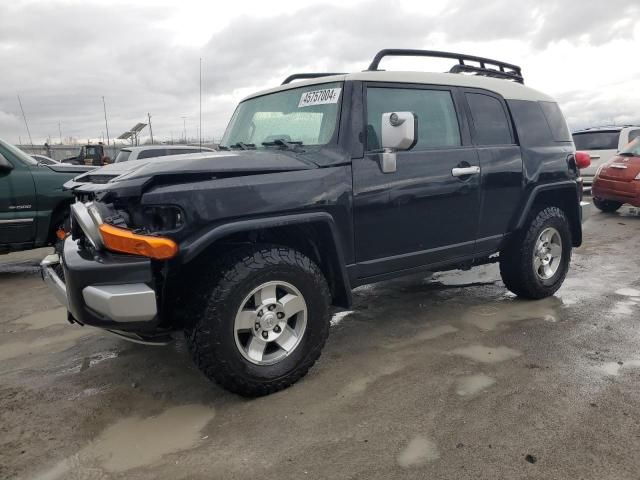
243, 71, 554, 103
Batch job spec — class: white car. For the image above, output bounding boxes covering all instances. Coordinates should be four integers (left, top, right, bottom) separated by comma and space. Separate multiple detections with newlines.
572, 126, 640, 187
114, 145, 215, 163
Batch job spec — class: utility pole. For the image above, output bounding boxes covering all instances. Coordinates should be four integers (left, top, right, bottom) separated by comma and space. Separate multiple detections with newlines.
148, 113, 154, 145
17, 95, 34, 147
199, 57, 203, 151
102, 96, 111, 148
58, 122, 63, 145
181, 116, 187, 143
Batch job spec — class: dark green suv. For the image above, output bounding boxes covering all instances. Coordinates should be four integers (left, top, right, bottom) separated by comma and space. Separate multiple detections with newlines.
0, 139, 93, 254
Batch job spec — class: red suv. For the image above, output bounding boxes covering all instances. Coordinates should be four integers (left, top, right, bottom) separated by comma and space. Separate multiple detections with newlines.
592, 137, 640, 212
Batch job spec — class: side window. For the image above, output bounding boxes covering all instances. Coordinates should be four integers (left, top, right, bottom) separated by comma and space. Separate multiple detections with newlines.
466, 93, 513, 145
138, 149, 166, 159
366, 87, 461, 151
628, 129, 640, 143
539, 101, 572, 142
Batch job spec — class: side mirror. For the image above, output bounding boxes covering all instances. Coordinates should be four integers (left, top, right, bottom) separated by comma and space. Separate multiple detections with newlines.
378, 112, 417, 173
0, 153, 14, 173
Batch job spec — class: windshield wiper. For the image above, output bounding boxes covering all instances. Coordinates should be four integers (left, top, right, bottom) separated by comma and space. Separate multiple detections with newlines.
618, 152, 635, 156
261, 139, 304, 152
220, 142, 256, 150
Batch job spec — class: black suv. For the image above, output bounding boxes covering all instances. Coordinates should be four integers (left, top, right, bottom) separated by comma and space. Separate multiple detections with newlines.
42, 50, 589, 396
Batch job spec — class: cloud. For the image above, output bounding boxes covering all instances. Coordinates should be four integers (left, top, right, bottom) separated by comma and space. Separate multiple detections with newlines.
0, 0, 638, 144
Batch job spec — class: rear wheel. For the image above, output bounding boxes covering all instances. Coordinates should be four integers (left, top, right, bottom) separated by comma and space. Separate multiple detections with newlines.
185, 245, 331, 396
499, 206, 572, 299
593, 197, 622, 213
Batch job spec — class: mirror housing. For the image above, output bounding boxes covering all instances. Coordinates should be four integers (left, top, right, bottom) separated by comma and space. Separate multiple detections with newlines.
0, 153, 14, 173
381, 112, 417, 151
378, 112, 417, 173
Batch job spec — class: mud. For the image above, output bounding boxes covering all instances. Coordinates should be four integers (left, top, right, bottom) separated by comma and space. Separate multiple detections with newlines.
2, 205, 640, 479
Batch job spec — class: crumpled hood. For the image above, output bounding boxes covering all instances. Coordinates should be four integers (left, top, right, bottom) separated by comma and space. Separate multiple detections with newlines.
66, 150, 315, 191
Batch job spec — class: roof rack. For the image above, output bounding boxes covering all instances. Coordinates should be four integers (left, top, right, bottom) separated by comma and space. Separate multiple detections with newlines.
367, 49, 524, 84
281, 72, 346, 85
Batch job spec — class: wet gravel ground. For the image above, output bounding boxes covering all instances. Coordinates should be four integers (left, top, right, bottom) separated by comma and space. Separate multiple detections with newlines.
2, 204, 640, 479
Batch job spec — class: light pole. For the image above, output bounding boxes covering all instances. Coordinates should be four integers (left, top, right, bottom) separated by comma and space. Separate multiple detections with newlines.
181, 116, 187, 143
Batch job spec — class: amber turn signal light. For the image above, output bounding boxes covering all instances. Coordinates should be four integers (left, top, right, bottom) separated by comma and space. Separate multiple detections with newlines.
98, 223, 178, 260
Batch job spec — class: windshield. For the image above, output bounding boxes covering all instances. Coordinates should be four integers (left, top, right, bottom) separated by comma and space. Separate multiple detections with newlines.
572, 131, 619, 150
115, 150, 132, 163
619, 138, 640, 156
0, 139, 38, 166
221, 82, 342, 149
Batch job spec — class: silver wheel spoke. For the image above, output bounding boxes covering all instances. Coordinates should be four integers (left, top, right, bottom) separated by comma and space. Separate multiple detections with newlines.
533, 256, 542, 271
255, 284, 277, 305
280, 293, 305, 320
275, 326, 299, 353
236, 310, 256, 330
246, 337, 267, 362
549, 243, 562, 258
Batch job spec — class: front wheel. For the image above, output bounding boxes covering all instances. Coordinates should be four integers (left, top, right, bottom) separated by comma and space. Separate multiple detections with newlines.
499, 206, 572, 299
186, 245, 331, 397
593, 197, 622, 213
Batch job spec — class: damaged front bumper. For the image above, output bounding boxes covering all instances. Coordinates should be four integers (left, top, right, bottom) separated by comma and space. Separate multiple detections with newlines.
41, 237, 171, 344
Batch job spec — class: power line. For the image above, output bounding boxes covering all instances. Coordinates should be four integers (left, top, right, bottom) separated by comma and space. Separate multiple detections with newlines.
17, 95, 34, 147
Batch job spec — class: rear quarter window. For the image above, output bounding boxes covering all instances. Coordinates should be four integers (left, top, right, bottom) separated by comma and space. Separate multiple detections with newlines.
506, 100, 555, 147
114, 150, 131, 163
539, 102, 572, 142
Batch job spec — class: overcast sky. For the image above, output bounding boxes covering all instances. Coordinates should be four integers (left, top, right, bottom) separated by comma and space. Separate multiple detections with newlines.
0, 0, 638, 145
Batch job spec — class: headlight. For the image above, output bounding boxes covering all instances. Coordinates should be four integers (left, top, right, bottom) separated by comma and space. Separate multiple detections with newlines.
635, 173, 640, 180
129, 205, 185, 233
71, 201, 104, 249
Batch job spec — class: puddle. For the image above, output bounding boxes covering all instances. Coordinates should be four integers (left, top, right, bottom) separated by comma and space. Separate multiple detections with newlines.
0, 327, 92, 362
11, 307, 67, 330
616, 288, 640, 297
463, 297, 561, 331
331, 310, 354, 327
397, 436, 440, 468
383, 324, 458, 350
35, 404, 215, 479
612, 301, 637, 315
450, 345, 522, 363
599, 360, 640, 376
456, 374, 496, 396
339, 363, 404, 397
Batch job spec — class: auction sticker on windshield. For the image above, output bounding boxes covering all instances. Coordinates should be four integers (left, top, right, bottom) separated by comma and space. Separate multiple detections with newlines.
298, 88, 341, 108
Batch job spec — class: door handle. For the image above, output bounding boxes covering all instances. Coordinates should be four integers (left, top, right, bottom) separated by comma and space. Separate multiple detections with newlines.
451, 166, 480, 177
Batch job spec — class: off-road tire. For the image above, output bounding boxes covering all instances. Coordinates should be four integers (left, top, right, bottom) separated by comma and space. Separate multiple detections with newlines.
185, 245, 331, 397
499, 206, 572, 299
593, 197, 622, 213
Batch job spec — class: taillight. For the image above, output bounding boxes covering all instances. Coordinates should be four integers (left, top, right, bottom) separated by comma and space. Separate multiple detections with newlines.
574, 151, 591, 169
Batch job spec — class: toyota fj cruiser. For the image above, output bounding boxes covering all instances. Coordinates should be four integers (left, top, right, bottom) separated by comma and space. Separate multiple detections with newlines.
42, 49, 589, 396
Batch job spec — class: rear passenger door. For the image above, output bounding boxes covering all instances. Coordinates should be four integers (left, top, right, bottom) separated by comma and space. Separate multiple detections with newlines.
463, 90, 523, 253
352, 84, 481, 278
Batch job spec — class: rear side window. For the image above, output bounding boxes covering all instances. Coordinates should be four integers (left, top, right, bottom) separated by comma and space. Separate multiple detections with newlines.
572, 131, 619, 150
628, 129, 640, 143
539, 102, 572, 142
366, 87, 461, 151
138, 149, 167, 159
168, 148, 199, 155
466, 93, 513, 145
114, 150, 131, 163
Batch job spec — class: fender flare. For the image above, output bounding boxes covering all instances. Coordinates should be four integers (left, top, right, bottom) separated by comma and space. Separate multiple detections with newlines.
180, 212, 353, 308
513, 181, 582, 246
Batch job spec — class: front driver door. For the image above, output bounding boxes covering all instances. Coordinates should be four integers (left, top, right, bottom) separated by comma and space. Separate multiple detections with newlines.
353, 84, 481, 279
0, 146, 36, 245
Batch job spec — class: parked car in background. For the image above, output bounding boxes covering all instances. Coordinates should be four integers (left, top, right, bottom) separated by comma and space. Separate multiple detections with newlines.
114, 145, 215, 163
0, 139, 95, 254
572, 126, 640, 187
592, 137, 640, 212
32, 154, 60, 165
